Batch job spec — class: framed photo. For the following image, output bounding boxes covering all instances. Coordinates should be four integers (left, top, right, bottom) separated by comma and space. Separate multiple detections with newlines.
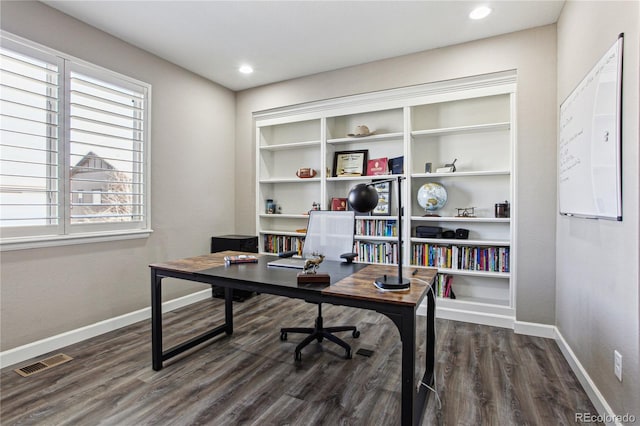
367, 157, 389, 176
330, 197, 348, 211
332, 150, 368, 177
372, 181, 392, 216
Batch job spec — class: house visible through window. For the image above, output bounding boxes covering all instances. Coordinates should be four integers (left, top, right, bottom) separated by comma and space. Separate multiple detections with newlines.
0, 33, 151, 247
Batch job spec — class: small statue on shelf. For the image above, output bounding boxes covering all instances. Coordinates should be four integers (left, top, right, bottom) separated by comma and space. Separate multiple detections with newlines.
456, 207, 476, 217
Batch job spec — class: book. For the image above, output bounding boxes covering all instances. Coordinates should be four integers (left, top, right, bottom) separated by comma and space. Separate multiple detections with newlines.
388, 156, 404, 174
224, 255, 259, 264
367, 157, 389, 176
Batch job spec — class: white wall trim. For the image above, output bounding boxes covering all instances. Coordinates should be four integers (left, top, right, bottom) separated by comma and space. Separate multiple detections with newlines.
436, 306, 515, 329
555, 329, 620, 425
0, 289, 211, 369
513, 320, 556, 338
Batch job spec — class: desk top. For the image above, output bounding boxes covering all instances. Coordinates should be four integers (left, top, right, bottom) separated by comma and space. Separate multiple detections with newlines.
150, 251, 437, 307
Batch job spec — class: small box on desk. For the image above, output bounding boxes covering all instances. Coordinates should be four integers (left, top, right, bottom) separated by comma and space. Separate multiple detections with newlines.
211, 234, 258, 301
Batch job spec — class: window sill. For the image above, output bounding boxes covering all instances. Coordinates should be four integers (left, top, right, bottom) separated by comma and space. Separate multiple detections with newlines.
0, 229, 153, 252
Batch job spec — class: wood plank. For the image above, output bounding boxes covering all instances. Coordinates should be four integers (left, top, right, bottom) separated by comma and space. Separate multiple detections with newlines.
324, 264, 437, 306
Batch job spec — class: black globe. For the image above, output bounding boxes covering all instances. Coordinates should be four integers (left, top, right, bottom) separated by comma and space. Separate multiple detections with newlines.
348, 183, 379, 213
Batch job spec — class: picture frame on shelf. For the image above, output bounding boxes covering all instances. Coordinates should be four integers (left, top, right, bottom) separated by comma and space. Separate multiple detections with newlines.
389, 156, 404, 174
330, 197, 348, 211
332, 150, 368, 177
367, 157, 389, 176
372, 180, 392, 216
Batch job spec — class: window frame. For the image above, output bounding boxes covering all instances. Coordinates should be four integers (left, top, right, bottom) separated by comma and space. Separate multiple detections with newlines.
0, 31, 152, 251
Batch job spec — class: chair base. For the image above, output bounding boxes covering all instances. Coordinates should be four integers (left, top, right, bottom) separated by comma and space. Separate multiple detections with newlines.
280, 304, 360, 361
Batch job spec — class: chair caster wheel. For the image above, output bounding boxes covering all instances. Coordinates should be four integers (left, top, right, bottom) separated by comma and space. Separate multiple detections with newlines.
352, 330, 360, 338
346, 349, 352, 359
295, 351, 302, 362
280, 332, 287, 341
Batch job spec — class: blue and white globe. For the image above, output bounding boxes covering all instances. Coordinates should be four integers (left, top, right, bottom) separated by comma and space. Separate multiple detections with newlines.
417, 182, 447, 212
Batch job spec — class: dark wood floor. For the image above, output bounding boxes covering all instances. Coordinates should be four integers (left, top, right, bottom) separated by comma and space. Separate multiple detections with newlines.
1, 293, 600, 425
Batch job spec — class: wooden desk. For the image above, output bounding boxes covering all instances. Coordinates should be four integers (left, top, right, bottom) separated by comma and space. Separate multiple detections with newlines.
150, 251, 437, 426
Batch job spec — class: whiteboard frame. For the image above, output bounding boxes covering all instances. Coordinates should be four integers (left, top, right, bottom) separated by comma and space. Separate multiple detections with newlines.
558, 34, 623, 221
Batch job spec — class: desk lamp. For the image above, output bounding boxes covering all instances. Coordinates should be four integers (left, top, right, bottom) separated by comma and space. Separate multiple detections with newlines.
347, 175, 410, 290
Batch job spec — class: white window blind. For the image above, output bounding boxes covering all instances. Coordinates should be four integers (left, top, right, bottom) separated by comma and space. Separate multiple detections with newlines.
0, 33, 150, 248
69, 66, 145, 225
0, 43, 61, 235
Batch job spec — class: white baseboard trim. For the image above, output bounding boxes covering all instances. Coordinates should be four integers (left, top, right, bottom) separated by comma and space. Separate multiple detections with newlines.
555, 329, 619, 425
513, 320, 556, 338
0, 289, 212, 370
436, 306, 515, 329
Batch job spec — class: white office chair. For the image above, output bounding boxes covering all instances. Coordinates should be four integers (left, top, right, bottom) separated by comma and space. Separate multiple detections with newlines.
279, 210, 360, 361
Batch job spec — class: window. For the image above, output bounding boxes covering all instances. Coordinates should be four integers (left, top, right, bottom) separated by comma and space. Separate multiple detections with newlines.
0, 33, 151, 249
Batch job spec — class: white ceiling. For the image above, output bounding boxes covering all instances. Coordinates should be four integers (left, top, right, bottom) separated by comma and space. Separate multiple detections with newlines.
42, 0, 565, 91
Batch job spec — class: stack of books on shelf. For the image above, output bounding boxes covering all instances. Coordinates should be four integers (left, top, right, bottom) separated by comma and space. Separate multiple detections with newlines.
435, 274, 456, 299
355, 241, 398, 264
263, 235, 303, 255
355, 219, 397, 236
411, 243, 510, 273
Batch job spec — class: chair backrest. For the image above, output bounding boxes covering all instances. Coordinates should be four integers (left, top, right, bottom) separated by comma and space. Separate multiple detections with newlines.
302, 210, 355, 262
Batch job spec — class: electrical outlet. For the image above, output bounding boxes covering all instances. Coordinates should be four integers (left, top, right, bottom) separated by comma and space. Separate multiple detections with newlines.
614, 350, 622, 381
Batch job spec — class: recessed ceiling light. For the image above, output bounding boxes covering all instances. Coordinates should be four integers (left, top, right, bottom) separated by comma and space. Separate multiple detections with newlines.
469, 6, 492, 20
239, 65, 254, 74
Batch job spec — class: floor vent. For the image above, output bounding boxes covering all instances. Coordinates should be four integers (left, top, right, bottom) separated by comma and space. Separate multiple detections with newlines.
14, 353, 73, 377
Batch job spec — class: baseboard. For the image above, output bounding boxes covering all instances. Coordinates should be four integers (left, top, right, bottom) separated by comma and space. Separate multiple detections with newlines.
0, 289, 212, 369
555, 329, 619, 425
435, 306, 515, 329
513, 320, 556, 338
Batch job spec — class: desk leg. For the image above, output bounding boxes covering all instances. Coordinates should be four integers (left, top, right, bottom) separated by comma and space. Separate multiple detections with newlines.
224, 286, 233, 335
400, 311, 417, 426
425, 285, 436, 385
151, 268, 163, 371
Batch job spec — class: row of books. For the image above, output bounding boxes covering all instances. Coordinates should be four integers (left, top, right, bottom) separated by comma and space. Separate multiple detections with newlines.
355, 219, 397, 237
354, 241, 398, 264
411, 244, 510, 272
435, 274, 456, 299
263, 234, 303, 255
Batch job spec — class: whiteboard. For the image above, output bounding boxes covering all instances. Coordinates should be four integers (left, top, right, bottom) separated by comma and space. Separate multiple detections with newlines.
558, 35, 623, 220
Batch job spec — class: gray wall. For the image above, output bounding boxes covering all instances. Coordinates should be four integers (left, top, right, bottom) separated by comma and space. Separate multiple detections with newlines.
235, 25, 558, 325
0, 1, 236, 350
556, 0, 639, 417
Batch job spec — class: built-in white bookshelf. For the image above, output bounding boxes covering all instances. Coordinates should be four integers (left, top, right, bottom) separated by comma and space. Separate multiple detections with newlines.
254, 71, 517, 327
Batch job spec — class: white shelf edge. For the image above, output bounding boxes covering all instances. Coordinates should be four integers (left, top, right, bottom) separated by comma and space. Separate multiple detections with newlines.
355, 215, 400, 220
437, 296, 512, 309
260, 230, 306, 237
355, 235, 398, 242
410, 216, 510, 223
411, 121, 510, 137
410, 237, 510, 246
411, 170, 510, 178
259, 177, 321, 184
259, 140, 321, 151
327, 132, 403, 144
435, 268, 511, 278
327, 174, 405, 182
259, 214, 310, 219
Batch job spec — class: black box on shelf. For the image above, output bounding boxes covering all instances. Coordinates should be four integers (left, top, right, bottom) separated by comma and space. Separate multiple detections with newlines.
416, 226, 443, 238
211, 235, 258, 301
